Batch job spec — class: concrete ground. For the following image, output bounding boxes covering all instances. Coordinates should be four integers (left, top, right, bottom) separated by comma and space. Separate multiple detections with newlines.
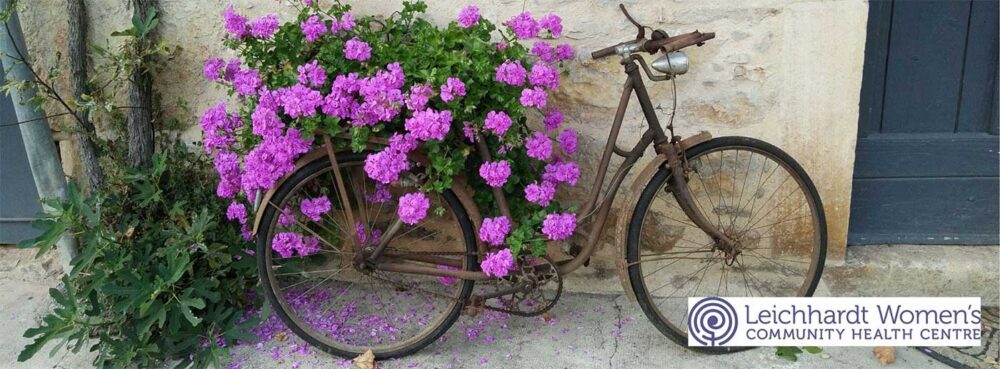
1, 245, 996, 369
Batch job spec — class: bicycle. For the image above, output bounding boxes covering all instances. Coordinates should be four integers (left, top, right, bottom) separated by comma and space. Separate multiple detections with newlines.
249, 4, 826, 359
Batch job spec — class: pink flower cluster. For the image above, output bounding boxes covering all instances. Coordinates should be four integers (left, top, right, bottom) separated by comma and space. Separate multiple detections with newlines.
271, 232, 321, 258
223, 6, 279, 39
479, 216, 511, 246
299, 12, 355, 42
479, 160, 511, 188
457, 6, 480, 28
397, 192, 430, 225
504, 11, 562, 40
481, 248, 516, 278
495, 60, 526, 86
300, 196, 331, 222
405, 109, 452, 141
541, 212, 576, 241
483, 111, 512, 137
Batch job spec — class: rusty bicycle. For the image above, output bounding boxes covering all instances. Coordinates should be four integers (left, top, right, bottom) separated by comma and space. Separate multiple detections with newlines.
250, 5, 826, 359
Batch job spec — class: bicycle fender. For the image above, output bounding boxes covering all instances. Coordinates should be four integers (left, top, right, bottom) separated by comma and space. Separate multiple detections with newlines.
613, 131, 712, 302
250, 146, 331, 236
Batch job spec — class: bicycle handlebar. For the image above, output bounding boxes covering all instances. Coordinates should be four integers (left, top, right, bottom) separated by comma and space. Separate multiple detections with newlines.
590, 3, 715, 60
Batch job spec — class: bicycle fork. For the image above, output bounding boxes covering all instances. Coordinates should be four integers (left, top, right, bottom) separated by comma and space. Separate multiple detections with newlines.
660, 141, 742, 263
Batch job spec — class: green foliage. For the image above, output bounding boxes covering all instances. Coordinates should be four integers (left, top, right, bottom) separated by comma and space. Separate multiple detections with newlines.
774, 346, 823, 361
16, 145, 259, 369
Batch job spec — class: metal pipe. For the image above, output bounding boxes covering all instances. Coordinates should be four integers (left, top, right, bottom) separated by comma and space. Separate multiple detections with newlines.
579, 75, 634, 217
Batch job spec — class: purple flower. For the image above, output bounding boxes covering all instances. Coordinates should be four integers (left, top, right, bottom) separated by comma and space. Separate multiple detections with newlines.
223, 6, 249, 39
213, 150, 241, 198
240, 128, 312, 193
301, 236, 320, 255
531, 41, 557, 64
300, 15, 327, 42
558, 129, 578, 155
203, 58, 225, 80
437, 265, 459, 285
440, 77, 466, 102
505, 12, 539, 39
481, 248, 516, 278
479, 161, 511, 188
339, 12, 356, 31
367, 183, 392, 203
555, 43, 575, 60
389, 133, 419, 154
278, 206, 296, 226
457, 6, 481, 28
520, 87, 547, 108
250, 14, 280, 39
483, 111, 512, 137
300, 196, 331, 222
525, 131, 552, 161
233, 69, 261, 96
227, 201, 248, 224
539, 13, 563, 37
462, 122, 477, 142
495, 60, 526, 86
224, 59, 242, 81
543, 161, 580, 185
344, 38, 371, 61
397, 192, 430, 225
479, 216, 511, 246
352, 64, 406, 125
200, 102, 242, 154
525, 181, 556, 206
271, 232, 301, 258
405, 109, 452, 141
542, 212, 576, 241
278, 85, 324, 118
251, 106, 284, 139
543, 110, 563, 131
364, 149, 410, 184
406, 84, 434, 111
297, 60, 327, 88
529, 63, 560, 90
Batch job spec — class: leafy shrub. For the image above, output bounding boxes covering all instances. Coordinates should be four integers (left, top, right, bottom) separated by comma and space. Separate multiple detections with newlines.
17, 144, 258, 369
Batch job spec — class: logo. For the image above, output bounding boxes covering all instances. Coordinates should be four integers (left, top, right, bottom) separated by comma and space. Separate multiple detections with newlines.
688, 296, 738, 346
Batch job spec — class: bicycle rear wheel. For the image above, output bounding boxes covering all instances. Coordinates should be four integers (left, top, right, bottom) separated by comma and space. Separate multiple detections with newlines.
626, 136, 826, 353
256, 151, 476, 359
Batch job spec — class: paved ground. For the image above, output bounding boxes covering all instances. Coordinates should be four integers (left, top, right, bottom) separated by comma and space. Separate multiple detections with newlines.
1, 246, 991, 369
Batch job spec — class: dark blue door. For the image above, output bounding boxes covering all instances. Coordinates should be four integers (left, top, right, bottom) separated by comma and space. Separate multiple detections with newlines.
0, 66, 43, 244
849, 0, 999, 244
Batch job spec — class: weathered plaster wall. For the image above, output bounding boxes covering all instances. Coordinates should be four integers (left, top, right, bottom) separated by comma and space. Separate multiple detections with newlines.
18, 1, 867, 283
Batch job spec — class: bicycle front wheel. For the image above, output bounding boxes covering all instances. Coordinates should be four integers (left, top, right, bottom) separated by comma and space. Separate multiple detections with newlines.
256, 151, 477, 359
626, 136, 826, 353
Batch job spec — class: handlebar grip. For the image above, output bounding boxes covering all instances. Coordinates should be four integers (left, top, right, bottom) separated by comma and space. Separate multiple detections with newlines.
643, 31, 715, 53
591, 45, 618, 59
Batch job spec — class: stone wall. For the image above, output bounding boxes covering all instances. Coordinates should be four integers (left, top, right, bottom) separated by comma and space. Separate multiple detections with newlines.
17, 0, 868, 281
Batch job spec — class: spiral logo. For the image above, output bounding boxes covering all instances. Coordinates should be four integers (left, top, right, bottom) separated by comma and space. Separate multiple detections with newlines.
688, 297, 738, 346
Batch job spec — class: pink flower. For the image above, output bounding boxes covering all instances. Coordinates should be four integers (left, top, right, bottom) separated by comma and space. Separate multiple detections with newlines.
539, 13, 563, 37
479, 216, 511, 246
406, 84, 434, 111
520, 87, 547, 108
300, 196, 331, 222
530, 41, 556, 64
543, 161, 580, 185
250, 14, 280, 39
203, 58, 224, 80
223, 6, 249, 39
367, 183, 392, 203
437, 265, 459, 285
251, 106, 284, 139
440, 77, 466, 102
364, 149, 410, 184
233, 69, 261, 96
389, 133, 419, 153
529, 63, 560, 90
504, 12, 539, 39
479, 161, 511, 188
213, 150, 241, 198
344, 38, 371, 61
457, 6, 480, 28
398, 192, 430, 225
462, 122, 477, 142
297, 60, 327, 88
278, 206, 296, 226
483, 111, 512, 137
278, 84, 324, 118
300, 236, 321, 256
405, 109, 452, 141
239, 128, 312, 193
542, 212, 576, 241
543, 110, 563, 131
525, 131, 552, 160
558, 129, 578, 155
271, 232, 301, 258
227, 201, 248, 224
338, 12, 356, 31
525, 181, 556, 206
481, 248, 516, 278
224, 59, 242, 81
200, 102, 242, 154
555, 43, 575, 60
300, 15, 327, 42
495, 60, 526, 86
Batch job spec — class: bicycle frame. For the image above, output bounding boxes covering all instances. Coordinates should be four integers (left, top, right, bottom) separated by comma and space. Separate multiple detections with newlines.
251, 55, 736, 285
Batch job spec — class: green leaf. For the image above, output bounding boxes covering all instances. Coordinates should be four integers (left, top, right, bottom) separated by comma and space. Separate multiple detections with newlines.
803, 346, 823, 354
775, 346, 803, 362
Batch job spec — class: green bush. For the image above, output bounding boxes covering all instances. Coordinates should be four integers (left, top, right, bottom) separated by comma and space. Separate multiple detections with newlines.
17, 144, 259, 369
